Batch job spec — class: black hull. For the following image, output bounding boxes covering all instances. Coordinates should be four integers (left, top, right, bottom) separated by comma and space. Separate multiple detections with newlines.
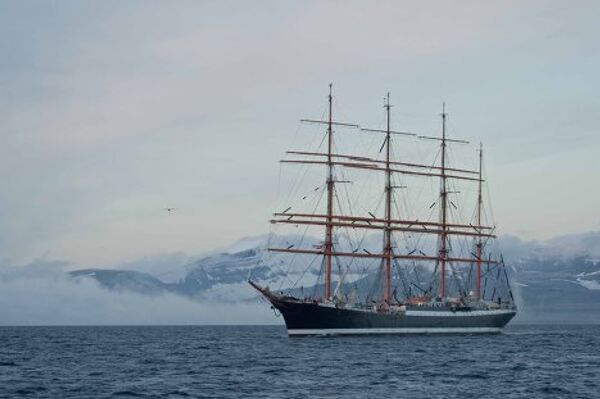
270, 297, 516, 336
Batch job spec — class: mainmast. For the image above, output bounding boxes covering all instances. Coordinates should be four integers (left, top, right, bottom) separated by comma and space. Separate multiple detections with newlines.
383, 93, 392, 305
438, 104, 449, 299
475, 142, 483, 300
324, 83, 334, 302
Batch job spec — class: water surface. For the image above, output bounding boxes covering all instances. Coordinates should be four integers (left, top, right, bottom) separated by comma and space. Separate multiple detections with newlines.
1, 325, 598, 398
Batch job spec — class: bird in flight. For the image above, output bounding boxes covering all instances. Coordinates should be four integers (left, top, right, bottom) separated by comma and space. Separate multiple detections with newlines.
164, 207, 177, 213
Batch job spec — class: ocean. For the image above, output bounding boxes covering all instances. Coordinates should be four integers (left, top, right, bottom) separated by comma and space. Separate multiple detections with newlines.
1, 324, 598, 398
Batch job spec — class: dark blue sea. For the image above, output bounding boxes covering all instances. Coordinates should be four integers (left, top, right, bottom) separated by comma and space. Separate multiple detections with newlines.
1, 324, 598, 398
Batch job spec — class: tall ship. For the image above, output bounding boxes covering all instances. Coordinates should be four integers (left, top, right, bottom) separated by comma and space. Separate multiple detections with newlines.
249, 85, 516, 336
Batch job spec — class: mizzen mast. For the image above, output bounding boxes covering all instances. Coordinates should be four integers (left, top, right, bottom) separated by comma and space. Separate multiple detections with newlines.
476, 142, 484, 300
418, 104, 471, 299
439, 104, 449, 299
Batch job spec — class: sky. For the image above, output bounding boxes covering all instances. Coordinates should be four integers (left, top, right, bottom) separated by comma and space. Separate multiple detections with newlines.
1, 1, 599, 268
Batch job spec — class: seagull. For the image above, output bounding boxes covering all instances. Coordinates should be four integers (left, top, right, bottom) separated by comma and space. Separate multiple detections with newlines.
164, 207, 177, 213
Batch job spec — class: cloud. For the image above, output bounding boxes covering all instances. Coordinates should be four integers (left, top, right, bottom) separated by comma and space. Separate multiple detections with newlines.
0, 260, 274, 326
1, 1, 600, 266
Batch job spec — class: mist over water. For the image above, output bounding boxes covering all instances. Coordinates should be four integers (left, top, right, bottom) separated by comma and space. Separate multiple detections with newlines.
1, 325, 598, 398
0, 260, 272, 326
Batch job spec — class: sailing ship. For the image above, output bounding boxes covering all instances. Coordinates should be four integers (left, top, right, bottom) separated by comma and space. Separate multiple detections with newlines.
249, 85, 517, 336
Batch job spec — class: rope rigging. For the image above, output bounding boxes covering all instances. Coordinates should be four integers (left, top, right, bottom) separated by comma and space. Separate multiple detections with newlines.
254, 89, 513, 310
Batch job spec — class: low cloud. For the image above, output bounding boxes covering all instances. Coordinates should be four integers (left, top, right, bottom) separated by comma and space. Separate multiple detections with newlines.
0, 260, 274, 326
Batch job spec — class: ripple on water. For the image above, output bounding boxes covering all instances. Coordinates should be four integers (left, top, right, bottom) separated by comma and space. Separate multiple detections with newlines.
0, 325, 598, 399
110, 390, 148, 397
0, 361, 17, 367
511, 363, 528, 371
538, 385, 571, 395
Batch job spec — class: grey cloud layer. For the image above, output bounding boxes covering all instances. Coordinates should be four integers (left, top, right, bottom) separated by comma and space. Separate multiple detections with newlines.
0, 1, 599, 266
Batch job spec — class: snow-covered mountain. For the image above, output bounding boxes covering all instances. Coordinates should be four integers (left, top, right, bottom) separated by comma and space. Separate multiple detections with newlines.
69, 231, 600, 322
502, 232, 600, 322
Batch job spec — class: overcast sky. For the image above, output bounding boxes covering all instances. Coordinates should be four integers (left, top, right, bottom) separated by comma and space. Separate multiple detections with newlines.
1, 1, 599, 267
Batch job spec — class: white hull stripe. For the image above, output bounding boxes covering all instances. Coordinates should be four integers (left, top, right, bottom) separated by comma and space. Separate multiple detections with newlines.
288, 327, 502, 336
404, 309, 516, 317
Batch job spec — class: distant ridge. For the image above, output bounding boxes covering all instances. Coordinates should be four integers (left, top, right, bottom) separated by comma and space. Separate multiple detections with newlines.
66, 231, 600, 323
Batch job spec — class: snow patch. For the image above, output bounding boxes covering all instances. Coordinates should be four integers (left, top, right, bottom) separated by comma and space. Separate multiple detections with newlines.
576, 278, 600, 291
576, 270, 600, 278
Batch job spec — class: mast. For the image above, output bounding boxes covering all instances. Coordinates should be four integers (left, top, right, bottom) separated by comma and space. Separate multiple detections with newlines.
476, 142, 483, 300
269, 92, 489, 303
324, 83, 334, 302
439, 103, 448, 299
383, 93, 392, 305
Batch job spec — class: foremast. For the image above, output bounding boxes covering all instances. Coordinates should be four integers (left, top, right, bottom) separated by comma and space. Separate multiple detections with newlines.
324, 83, 334, 301
383, 93, 393, 305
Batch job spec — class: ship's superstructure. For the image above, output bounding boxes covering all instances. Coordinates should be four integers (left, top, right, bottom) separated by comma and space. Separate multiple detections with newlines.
250, 85, 516, 336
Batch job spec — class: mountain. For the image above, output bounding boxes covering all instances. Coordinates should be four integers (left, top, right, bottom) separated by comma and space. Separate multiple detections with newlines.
70, 269, 174, 296
506, 232, 600, 322
68, 231, 600, 323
